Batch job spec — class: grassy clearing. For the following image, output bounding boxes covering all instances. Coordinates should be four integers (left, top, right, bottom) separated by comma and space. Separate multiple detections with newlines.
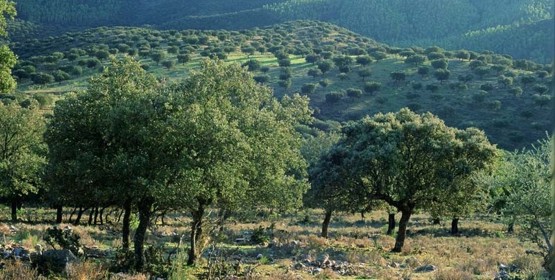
0, 206, 547, 279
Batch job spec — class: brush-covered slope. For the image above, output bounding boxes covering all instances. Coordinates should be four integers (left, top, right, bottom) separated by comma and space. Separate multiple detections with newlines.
9, 0, 554, 63
7, 21, 553, 150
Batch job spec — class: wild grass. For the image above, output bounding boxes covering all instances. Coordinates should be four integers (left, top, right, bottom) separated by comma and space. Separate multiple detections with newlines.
0, 207, 547, 279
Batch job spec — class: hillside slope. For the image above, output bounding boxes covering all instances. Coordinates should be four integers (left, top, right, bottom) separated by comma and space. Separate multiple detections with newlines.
9, 0, 554, 63
7, 21, 553, 150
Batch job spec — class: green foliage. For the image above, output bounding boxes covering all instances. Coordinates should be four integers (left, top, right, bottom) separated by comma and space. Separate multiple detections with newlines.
363, 81, 381, 94
0, 44, 17, 92
301, 83, 317, 94
43, 227, 82, 255
264, 0, 554, 62
0, 103, 46, 201
483, 137, 553, 269
339, 108, 497, 250
325, 91, 344, 103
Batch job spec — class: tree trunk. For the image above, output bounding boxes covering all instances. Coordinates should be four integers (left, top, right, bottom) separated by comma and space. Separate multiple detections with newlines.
387, 213, 396, 235
68, 207, 77, 223
392, 210, 412, 252
433, 218, 441, 225
451, 218, 459, 235
321, 210, 332, 238
74, 207, 88, 225
55, 205, 63, 224
99, 207, 105, 225
134, 196, 154, 271
11, 198, 18, 222
507, 222, 514, 233
92, 207, 99, 225
122, 199, 132, 251
188, 203, 206, 266
87, 208, 94, 225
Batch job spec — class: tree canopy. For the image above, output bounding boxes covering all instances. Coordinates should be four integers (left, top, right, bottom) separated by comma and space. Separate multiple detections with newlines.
0, 103, 46, 222
0, 0, 16, 92
340, 108, 497, 251
45, 57, 312, 268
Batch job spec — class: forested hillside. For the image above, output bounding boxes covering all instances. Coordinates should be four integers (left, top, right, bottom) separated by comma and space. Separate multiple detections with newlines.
8, 0, 554, 63
264, 0, 555, 62
8, 21, 552, 150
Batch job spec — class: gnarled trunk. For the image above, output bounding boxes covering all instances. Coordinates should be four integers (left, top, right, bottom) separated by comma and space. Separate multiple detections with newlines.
392, 210, 412, 252
122, 198, 132, 251
321, 210, 332, 238
134, 196, 154, 271
451, 218, 459, 235
387, 213, 396, 235
188, 203, 206, 266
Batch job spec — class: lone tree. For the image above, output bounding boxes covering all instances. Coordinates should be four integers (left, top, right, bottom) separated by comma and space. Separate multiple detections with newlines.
0, 103, 46, 222
342, 109, 497, 252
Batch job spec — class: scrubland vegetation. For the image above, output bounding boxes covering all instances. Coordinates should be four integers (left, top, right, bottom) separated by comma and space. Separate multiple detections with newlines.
0, 0, 553, 279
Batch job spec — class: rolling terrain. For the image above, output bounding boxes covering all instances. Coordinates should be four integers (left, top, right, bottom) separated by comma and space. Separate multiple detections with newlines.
7, 0, 555, 63
7, 21, 553, 150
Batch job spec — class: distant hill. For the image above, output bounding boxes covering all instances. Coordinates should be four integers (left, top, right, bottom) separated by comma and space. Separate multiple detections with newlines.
8, 0, 555, 63
8, 21, 552, 150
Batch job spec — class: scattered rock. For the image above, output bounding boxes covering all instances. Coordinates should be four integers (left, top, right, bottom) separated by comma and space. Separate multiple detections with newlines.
414, 264, 437, 273
31, 249, 78, 274
388, 261, 400, 268
256, 253, 263, 260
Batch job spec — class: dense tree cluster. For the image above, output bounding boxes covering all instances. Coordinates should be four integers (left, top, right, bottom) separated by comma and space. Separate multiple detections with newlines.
45, 57, 311, 269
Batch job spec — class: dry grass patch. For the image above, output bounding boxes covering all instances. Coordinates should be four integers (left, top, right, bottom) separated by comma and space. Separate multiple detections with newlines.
66, 261, 108, 280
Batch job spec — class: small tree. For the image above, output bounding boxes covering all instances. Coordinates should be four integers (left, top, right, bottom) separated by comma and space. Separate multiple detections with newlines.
305, 54, 320, 64
455, 50, 470, 60
356, 55, 373, 66
325, 91, 344, 103
484, 137, 553, 272
177, 54, 191, 65
301, 83, 317, 94
278, 58, 291, 67
161, 60, 176, 70
364, 81, 381, 94
390, 71, 406, 83
431, 59, 448, 69
433, 69, 450, 83
151, 51, 166, 65
405, 55, 426, 66
346, 88, 363, 98
0, 103, 46, 222
418, 66, 430, 77
307, 68, 322, 79
317, 60, 333, 75
358, 69, 372, 81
